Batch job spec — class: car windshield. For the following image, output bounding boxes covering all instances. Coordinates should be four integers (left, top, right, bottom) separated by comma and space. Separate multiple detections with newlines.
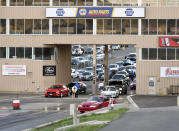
96, 65, 101, 68
109, 87, 116, 91
86, 48, 92, 51
86, 67, 92, 71
50, 86, 64, 89
87, 97, 103, 102
73, 46, 79, 49
83, 72, 90, 75
112, 75, 123, 79
117, 71, 126, 75
128, 54, 136, 57
109, 65, 116, 68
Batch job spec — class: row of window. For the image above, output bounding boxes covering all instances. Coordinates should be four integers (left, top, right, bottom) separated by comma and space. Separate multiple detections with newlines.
141, 48, 179, 61
2, 19, 179, 35
1, 0, 179, 7
0, 47, 56, 60
142, 19, 179, 35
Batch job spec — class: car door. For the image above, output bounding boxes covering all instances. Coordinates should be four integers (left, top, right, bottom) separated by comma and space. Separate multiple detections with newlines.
103, 97, 110, 107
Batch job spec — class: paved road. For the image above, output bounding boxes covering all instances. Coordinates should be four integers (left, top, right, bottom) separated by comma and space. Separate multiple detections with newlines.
100, 107, 179, 131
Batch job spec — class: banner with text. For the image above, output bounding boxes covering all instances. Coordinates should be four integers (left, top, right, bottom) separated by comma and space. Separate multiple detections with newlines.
46, 7, 145, 18
160, 67, 179, 77
2, 65, 26, 76
159, 37, 179, 47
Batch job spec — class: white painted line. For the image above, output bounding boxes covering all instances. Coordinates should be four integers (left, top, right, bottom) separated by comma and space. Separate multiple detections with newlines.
127, 95, 139, 109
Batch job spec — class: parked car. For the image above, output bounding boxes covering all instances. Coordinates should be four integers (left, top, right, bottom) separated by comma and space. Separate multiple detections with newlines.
78, 95, 116, 113
100, 86, 119, 98
45, 85, 70, 97
108, 64, 119, 71
75, 57, 90, 67
123, 59, 135, 66
97, 72, 104, 81
111, 45, 121, 50
66, 82, 87, 94
85, 47, 93, 54
96, 53, 104, 61
72, 45, 84, 53
72, 48, 83, 56
71, 68, 79, 78
125, 53, 136, 61
98, 82, 104, 90
79, 71, 93, 81
115, 61, 124, 67
109, 74, 128, 86
130, 79, 136, 90
85, 67, 93, 73
126, 65, 136, 75
116, 70, 130, 85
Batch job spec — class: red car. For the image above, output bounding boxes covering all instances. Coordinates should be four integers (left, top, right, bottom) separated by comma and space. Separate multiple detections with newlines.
45, 85, 70, 97
78, 96, 116, 113
130, 79, 136, 90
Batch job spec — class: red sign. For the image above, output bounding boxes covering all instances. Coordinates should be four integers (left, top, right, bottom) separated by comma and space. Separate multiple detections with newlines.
159, 37, 179, 47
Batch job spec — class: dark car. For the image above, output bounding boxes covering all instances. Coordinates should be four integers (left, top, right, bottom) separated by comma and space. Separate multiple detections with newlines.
130, 79, 136, 90
67, 82, 87, 94
115, 61, 124, 67
125, 53, 136, 61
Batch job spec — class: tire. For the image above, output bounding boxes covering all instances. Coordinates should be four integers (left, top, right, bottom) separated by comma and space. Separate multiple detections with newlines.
98, 105, 103, 109
80, 111, 85, 113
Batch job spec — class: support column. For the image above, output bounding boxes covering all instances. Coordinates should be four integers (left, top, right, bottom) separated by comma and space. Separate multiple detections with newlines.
104, 45, 108, 87
50, 0, 53, 6
49, 19, 52, 35
56, 45, 71, 85
6, 0, 10, 6
6, 19, 9, 35
138, 19, 141, 36
92, 44, 97, 95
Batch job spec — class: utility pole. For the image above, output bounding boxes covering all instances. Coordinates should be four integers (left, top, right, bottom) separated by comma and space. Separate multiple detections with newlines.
92, 44, 97, 95
104, 45, 109, 87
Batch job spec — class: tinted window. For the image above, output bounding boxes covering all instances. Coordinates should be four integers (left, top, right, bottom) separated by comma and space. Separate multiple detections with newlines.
50, 86, 64, 89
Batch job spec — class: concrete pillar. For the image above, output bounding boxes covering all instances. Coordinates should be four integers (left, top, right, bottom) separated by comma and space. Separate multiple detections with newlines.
6, 19, 9, 35
56, 45, 71, 85
49, 19, 52, 35
6, 0, 10, 6
50, 0, 53, 6
104, 45, 108, 86
138, 19, 142, 36
92, 44, 97, 95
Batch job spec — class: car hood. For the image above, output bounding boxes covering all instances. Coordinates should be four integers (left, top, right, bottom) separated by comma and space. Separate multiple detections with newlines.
80, 101, 100, 106
46, 89, 61, 92
101, 91, 116, 94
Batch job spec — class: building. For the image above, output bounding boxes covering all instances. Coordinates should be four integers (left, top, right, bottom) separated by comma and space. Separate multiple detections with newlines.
0, 0, 179, 95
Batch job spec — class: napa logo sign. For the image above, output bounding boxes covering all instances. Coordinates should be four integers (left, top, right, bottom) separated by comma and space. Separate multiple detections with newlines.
125, 8, 134, 16
56, 8, 65, 16
79, 9, 87, 16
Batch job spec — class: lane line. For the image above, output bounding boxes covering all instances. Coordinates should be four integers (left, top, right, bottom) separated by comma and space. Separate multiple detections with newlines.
127, 95, 139, 109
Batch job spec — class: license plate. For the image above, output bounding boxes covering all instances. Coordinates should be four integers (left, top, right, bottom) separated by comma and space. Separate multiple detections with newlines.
49, 94, 53, 96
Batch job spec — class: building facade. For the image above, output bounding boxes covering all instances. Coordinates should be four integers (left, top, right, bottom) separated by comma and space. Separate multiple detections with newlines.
1, 0, 179, 95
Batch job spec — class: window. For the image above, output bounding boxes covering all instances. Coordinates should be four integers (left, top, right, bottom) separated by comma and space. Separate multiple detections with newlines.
177, 19, 179, 35
104, 19, 112, 34
0, 47, 6, 58
10, 19, 16, 34
17, 0, 25, 6
34, 0, 41, 6
0, 19, 6, 34
167, 19, 176, 35
86, 0, 93, 6
34, 19, 41, 34
60, 0, 68, 6
25, 47, 32, 59
149, 48, 157, 60
97, 19, 103, 34
0, 0, 6, 6
42, 0, 49, 6
86, 19, 93, 34
97, 0, 104, 6
122, 19, 130, 34
43, 48, 54, 60
158, 19, 166, 35
34, 48, 42, 60
176, 49, 179, 60
10, 0, 16, 6
16, 19, 24, 34
78, 0, 85, 6
69, 0, 77, 6
25, 19, 33, 34
68, 19, 76, 34
142, 48, 148, 60
158, 48, 166, 60
142, 19, 148, 35
53, 0, 60, 6
16, 47, 24, 58
104, 0, 112, 6
131, 19, 138, 35
149, 19, 157, 35
25, 0, 33, 6
167, 48, 175, 60
9, 47, 16, 58
60, 19, 68, 34
52, 19, 60, 34
42, 19, 49, 34
113, 19, 121, 34
77, 19, 85, 34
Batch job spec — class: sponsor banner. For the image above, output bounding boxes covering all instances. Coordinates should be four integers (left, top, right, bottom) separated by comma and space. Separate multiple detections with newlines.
46, 7, 145, 18
159, 37, 179, 47
43, 66, 56, 76
160, 67, 179, 77
2, 65, 26, 76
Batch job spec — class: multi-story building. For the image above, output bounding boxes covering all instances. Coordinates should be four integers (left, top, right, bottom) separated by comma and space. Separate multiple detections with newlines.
0, 0, 179, 95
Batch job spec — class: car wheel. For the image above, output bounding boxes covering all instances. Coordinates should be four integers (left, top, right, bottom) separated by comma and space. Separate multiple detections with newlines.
84, 89, 86, 94
98, 105, 103, 109
80, 111, 85, 113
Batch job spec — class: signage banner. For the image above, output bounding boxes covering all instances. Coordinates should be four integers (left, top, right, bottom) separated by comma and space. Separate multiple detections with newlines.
43, 66, 56, 76
159, 37, 179, 47
2, 65, 26, 76
160, 67, 179, 77
46, 7, 145, 18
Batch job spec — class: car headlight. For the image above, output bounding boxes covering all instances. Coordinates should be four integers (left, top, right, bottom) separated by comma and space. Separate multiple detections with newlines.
119, 88, 122, 91
56, 91, 60, 94
78, 105, 82, 107
90, 105, 96, 108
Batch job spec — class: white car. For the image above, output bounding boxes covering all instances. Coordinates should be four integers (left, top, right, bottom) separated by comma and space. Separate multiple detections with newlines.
108, 64, 119, 71
72, 48, 83, 56
101, 86, 119, 98
71, 69, 79, 78
112, 45, 121, 50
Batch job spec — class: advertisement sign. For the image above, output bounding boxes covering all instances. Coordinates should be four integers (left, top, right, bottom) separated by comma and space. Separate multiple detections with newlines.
160, 67, 179, 77
43, 66, 56, 76
2, 65, 26, 76
159, 37, 179, 47
46, 7, 145, 18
